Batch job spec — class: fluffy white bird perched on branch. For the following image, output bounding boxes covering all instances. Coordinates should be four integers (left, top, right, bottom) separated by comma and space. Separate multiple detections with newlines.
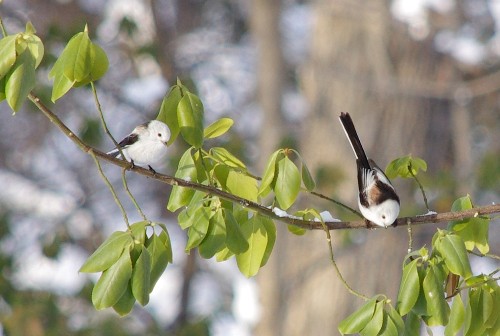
107, 120, 171, 173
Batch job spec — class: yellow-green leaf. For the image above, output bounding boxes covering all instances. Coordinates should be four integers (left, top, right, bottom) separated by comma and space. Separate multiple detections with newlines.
236, 216, 268, 277
274, 155, 300, 210
5, 50, 36, 112
79, 231, 133, 273
0, 35, 17, 79
131, 246, 151, 306
157, 85, 182, 145
397, 258, 420, 316
92, 250, 132, 310
224, 210, 249, 254
178, 91, 204, 148
167, 148, 197, 212
204, 117, 233, 139
445, 294, 465, 336
226, 170, 258, 202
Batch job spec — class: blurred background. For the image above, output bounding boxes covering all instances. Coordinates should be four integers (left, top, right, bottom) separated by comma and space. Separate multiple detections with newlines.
0, 0, 499, 335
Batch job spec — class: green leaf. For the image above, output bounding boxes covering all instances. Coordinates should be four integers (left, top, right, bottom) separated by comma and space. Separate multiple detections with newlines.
167, 148, 197, 212
387, 305, 405, 334
436, 233, 472, 279
423, 264, 449, 326
112, 283, 135, 316
301, 160, 316, 191
397, 258, 421, 316
146, 232, 171, 290
80, 231, 133, 273
92, 250, 133, 310
0, 35, 17, 79
378, 309, 399, 336
0, 75, 5, 102
360, 300, 384, 336
287, 224, 307, 236
22, 31, 44, 68
185, 206, 212, 251
199, 210, 226, 259
129, 221, 147, 245
259, 216, 276, 267
274, 155, 301, 210
178, 91, 204, 148
204, 117, 234, 139
157, 85, 182, 145
448, 196, 490, 254
5, 50, 36, 112
210, 147, 246, 169
445, 294, 465, 336
411, 265, 428, 317
236, 216, 268, 277
385, 155, 427, 179
338, 297, 377, 334
50, 65, 75, 102
258, 150, 282, 196
465, 288, 488, 336
215, 247, 234, 262
226, 170, 258, 202
88, 42, 108, 81
402, 311, 420, 336
224, 210, 249, 254
291, 149, 316, 191
62, 31, 92, 82
131, 246, 151, 306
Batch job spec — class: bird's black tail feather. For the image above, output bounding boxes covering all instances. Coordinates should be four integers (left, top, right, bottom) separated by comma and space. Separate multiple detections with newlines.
339, 112, 370, 169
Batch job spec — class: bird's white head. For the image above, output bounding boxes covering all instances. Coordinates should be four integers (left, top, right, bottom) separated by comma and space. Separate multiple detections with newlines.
147, 120, 171, 146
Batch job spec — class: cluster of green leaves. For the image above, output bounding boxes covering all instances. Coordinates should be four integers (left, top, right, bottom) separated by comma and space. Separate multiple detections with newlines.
79, 221, 172, 316
160, 86, 266, 277
385, 155, 427, 179
49, 25, 108, 102
0, 22, 44, 112
339, 195, 497, 336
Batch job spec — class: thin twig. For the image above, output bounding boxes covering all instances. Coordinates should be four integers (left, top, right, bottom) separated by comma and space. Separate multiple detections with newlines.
308, 190, 362, 217
90, 81, 125, 158
408, 162, 430, 211
319, 218, 369, 300
445, 276, 500, 300
27, 92, 500, 231
407, 217, 413, 253
122, 168, 147, 221
468, 250, 500, 261
0, 18, 7, 37
89, 150, 130, 228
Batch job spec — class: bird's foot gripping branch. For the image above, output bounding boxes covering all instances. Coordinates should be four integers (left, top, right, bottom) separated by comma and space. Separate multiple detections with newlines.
1, 22, 499, 334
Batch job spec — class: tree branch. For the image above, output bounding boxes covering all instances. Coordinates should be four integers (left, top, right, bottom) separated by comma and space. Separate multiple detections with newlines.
28, 93, 500, 230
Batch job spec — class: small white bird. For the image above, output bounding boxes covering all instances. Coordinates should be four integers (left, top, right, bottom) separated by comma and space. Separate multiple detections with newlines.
107, 120, 171, 173
339, 112, 400, 228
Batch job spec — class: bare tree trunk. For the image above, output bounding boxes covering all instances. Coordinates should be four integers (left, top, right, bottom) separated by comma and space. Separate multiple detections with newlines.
249, 0, 286, 335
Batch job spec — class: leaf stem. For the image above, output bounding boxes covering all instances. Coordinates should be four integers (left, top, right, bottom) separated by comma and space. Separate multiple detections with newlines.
319, 219, 369, 301
407, 218, 413, 253
308, 190, 362, 217
122, 168, 147, 221
89, 150, 130, 228
408, 162, 430, 211
90, 81, 126, 159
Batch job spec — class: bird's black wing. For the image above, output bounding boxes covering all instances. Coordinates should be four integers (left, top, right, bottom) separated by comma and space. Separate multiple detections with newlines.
117, 132, 139, 148
107, 133, 139, 156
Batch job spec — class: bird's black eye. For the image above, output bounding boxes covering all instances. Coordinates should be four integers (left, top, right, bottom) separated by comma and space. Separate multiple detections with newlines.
382, 215, 386, 219
158, 133, 162, 137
